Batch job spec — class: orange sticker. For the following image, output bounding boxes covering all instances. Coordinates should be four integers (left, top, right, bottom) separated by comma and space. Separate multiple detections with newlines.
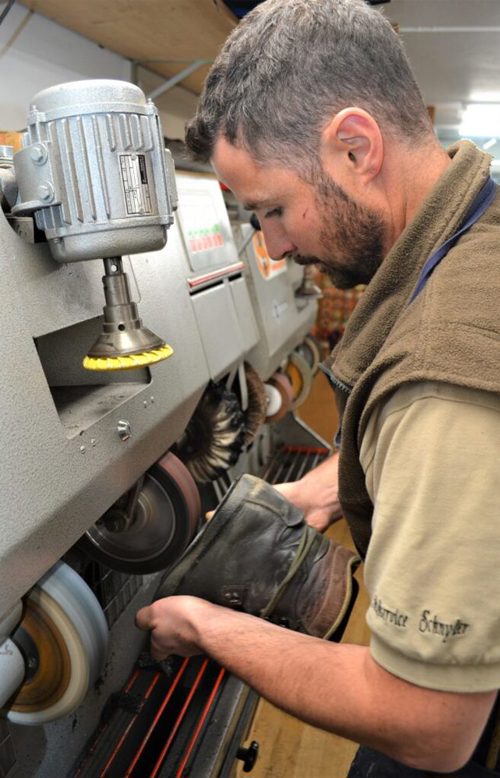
0, 131, 24, 152
252, 232, 286, 279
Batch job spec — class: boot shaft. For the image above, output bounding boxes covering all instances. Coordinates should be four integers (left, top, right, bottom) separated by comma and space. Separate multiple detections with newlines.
155, 474, 359, 640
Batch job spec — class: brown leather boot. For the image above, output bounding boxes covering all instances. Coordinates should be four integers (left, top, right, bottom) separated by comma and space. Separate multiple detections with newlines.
155, 474, 359, 640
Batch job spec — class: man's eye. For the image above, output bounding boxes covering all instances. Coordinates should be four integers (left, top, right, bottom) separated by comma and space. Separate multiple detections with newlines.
264, 207, 283, 219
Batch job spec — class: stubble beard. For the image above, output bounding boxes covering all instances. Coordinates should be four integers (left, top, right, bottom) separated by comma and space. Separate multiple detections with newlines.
289, 173, 386, 290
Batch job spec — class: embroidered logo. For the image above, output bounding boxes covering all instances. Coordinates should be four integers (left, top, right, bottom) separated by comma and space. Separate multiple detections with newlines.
418, 610, 469, 643
371, 596, 408, 628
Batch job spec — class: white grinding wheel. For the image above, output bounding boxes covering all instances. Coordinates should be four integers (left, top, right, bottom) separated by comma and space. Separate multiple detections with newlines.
7, 561, 108, 725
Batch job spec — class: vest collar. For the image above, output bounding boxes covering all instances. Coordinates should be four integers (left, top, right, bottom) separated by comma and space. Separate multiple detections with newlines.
323, 140, 493, 389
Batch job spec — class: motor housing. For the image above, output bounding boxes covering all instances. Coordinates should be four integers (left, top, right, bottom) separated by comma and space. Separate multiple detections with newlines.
12, 79, 177, 262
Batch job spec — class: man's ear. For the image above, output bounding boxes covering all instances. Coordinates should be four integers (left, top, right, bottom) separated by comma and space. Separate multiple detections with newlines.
320, 107, 384, 186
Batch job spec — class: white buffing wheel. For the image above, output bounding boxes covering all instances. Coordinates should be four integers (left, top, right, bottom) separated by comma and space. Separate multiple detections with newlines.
264, 372, 295, 423
7, 561, 108, 725
264, 383, 283, 418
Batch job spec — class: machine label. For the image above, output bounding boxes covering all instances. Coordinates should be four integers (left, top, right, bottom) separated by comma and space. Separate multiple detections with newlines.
120, 154, 153, 215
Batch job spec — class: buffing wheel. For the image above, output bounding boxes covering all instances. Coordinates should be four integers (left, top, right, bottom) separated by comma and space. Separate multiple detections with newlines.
285, 350, 313, 409
264, 371, 294, 423
264, 383, 283, 418
174, 382, 246, 483
239, 363, 268, 447
7, 562, 108, 725
298, 334, 323, 376
80, 452, 201, 574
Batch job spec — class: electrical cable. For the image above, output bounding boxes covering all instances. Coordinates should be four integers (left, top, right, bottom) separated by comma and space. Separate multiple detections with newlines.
0, 0, 16, 27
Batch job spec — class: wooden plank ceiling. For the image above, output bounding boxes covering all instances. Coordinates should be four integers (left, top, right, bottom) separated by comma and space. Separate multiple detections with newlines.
18, 0, 237, 94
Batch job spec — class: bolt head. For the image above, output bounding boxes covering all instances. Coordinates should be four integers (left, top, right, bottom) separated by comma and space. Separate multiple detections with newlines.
30, 144, 47, 164
117, 420, 132, 441
37, 183, 54, 202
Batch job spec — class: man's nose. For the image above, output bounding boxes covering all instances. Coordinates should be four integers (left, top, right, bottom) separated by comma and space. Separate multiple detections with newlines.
260, 225, 295, 261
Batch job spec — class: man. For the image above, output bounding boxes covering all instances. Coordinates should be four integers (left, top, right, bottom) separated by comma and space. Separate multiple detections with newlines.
136, 0, 500, 773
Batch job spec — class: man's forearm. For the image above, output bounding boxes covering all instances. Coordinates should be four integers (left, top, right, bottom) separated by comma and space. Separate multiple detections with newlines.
189, 602, 495, 772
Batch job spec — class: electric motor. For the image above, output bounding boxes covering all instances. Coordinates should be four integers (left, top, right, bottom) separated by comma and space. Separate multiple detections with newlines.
12, 79, 177, 262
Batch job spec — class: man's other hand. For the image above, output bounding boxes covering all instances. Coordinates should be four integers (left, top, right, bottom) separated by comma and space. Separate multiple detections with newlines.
135, 596, 211, 661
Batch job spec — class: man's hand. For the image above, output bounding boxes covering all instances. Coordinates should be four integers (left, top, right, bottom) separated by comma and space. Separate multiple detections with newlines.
135, 595, 212, 660
274, 452, 342, 532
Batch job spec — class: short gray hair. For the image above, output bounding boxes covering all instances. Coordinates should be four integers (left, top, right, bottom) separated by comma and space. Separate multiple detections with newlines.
185, 0, 433, 173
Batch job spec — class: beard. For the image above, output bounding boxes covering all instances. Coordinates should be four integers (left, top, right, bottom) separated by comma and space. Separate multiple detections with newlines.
287, 172, 385, 289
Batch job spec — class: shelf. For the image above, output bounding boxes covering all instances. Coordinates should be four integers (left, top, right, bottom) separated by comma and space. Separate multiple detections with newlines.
19, 0, 237, 94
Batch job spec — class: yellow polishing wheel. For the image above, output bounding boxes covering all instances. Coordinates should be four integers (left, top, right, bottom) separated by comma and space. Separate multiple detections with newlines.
285, 360, 304, 402
285, 351, 313, 409
83, 344, 174, 372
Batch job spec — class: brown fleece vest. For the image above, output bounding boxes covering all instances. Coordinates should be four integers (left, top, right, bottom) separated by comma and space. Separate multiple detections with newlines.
323, 140, 500, 558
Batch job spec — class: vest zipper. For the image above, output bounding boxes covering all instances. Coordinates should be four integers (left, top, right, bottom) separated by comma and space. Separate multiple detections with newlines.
319, 363, 352, 448
319, 363, 352, 396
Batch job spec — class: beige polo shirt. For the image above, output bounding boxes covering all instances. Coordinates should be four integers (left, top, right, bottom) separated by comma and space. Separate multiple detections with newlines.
360, 381, 500, 692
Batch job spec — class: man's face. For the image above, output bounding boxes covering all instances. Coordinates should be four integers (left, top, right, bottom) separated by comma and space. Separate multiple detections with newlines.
212, 137, 386, 289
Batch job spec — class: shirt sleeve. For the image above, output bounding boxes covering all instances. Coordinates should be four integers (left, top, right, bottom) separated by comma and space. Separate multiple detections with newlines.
359, 381, 500, 692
